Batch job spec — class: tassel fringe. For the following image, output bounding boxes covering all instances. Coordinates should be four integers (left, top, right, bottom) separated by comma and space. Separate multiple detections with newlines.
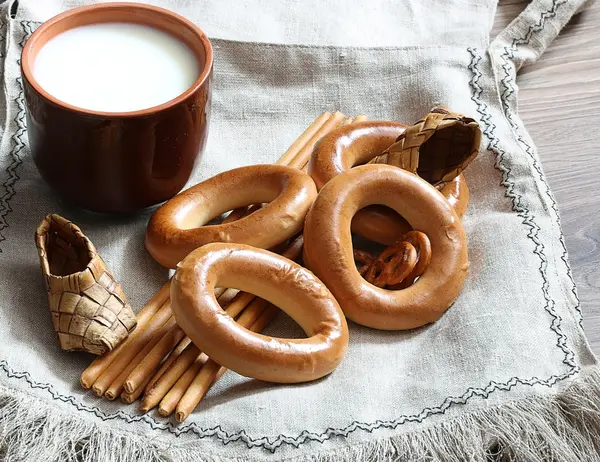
2, 370, 600, 461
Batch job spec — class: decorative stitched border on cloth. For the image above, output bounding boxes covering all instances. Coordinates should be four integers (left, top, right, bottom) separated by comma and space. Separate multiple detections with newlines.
494, 0, 584, 328
0, 10, 589, 453
0, 20, 31, 252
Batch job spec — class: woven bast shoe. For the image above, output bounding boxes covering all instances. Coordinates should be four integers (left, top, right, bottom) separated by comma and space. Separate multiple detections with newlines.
372, 107, 481, 188
34, 214, 137, 355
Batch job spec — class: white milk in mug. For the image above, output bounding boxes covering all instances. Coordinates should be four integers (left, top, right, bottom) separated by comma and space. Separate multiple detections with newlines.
33, 22, 201, 113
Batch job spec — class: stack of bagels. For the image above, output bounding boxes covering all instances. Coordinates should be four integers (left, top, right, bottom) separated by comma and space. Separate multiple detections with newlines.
144, 107, 480, 385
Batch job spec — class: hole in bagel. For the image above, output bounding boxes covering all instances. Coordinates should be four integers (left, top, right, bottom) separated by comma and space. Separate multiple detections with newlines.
352, 233, 386, 254
207, 203, 266, 225
213, 289, 310, 340
350, 206, 430, 290
350, 205, 411, 247
260, 309, 308, 340
180, 198, 269, 229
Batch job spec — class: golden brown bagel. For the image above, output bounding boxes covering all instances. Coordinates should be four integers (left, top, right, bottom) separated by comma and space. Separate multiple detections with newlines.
303, 165, 469, 330
145, 165, 317, 268
171, 243, 349, 383
308, 121, 469, 245
441, 174, 470, 218
308, 121, 408, 190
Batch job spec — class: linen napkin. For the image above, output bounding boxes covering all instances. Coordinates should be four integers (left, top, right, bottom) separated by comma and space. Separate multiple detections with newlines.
1, 1, 599, 460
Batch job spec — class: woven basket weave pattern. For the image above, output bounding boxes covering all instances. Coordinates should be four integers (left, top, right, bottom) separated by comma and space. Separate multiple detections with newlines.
35, 215, 137, 355
373, 107, 481, 186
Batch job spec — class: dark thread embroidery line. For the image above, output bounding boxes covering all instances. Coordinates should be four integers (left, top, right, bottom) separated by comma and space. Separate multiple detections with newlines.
497, 0, 582, 327
0, 45, 581, 453
498, 0, 569, 115
0, 20, 35, 252
0, 361, 579, 453
0, 16, 7, 58
468, 47, 577, 376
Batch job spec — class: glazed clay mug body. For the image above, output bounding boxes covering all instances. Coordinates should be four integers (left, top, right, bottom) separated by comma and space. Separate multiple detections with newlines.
21, 3, 213, 213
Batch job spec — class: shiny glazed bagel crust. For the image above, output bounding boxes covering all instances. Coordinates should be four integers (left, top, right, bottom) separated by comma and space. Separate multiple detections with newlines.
308, 120, 469, 245
145, 165, 317, 268
171, 243, 349, 383
308, 120, 408, 190
303, 164, 469, 330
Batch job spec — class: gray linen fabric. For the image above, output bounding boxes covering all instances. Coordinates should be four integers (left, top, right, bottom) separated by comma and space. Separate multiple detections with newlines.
1, 1, 599, 461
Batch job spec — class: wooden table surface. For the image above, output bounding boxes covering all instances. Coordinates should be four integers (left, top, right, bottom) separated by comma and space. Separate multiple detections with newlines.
493, 1, 600, 354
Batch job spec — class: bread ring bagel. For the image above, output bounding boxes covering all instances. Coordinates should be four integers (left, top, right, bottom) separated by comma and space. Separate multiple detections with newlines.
441, 173, 470, 218
171, 243, 349, 383
308, 121, 469, 245
303, 164, 469, 330
146, 165, 317, 268
308, 121, 408, 190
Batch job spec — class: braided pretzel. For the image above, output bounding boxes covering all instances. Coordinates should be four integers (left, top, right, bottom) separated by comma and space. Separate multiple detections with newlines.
353, 231, 431, 289
353, 249, 375, 277
394, 231, 432, 288
364, 241, 417, 287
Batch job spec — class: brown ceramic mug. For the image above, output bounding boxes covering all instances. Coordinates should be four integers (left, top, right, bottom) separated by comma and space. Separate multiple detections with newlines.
21, 3, 213, 213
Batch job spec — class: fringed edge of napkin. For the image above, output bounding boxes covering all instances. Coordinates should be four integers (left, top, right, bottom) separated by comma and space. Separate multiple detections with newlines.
2, 368, 600, 462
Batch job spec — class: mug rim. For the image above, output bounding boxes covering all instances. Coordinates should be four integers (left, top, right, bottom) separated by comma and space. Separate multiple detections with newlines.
20, 2, 214, 119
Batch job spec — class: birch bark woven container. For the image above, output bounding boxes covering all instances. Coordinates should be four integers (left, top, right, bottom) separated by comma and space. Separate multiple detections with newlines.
34, 214, 137, 355
373, 107, 481, 187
